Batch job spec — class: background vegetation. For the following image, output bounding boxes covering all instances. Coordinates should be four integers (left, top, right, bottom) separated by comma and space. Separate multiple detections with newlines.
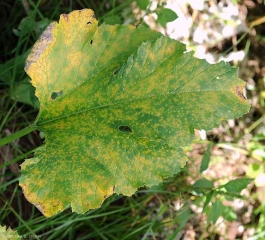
0, 0, 264, 239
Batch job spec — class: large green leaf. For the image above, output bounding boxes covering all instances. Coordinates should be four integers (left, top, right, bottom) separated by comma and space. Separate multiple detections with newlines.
19, 9, 250, 217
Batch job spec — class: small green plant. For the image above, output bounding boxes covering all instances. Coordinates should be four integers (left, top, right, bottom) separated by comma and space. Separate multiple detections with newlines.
135, 0, 178, 28
0, 225, 20, 240
0, 9, 250, 218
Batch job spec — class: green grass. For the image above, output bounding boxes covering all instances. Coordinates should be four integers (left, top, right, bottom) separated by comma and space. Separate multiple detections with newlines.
1, 0, 264, 239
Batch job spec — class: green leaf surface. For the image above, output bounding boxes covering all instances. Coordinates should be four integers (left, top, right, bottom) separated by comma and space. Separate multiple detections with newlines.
19, 9, 250, 217
157, 8, 178, 28
208, 199, 224, 224
193, 178, 214, 194
11, 79, 39, 108
202, 191, 214, 211
176, 206, 190, 228
136, 0, 149, 10
104, 15, 122, 25
0, 50, 39, 107
200, 144, 212, 172
222, 206, 237, 222
222, 178, 253, 193
0, 51, 29, 84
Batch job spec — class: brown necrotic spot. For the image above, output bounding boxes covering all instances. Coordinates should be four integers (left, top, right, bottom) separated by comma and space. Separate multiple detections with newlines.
87, 21, 92, 25
25, 22, 56, 72
62, 13, 69, 22
234, 85, 246, 100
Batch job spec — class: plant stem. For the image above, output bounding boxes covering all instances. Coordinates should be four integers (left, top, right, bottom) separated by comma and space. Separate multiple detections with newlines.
0, 124, 38, 147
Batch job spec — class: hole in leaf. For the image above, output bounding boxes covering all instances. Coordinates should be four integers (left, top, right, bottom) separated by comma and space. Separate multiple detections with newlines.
51, 90, 63, 100
113, 68, 121, 75
90, 39, 93, 44
118, 125, 132, 133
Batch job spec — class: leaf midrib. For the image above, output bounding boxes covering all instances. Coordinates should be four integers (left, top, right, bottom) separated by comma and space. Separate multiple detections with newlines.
36, 89, 236, 127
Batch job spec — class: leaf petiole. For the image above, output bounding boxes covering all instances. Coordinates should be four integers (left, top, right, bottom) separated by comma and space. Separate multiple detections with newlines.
0, 124, 38, 147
